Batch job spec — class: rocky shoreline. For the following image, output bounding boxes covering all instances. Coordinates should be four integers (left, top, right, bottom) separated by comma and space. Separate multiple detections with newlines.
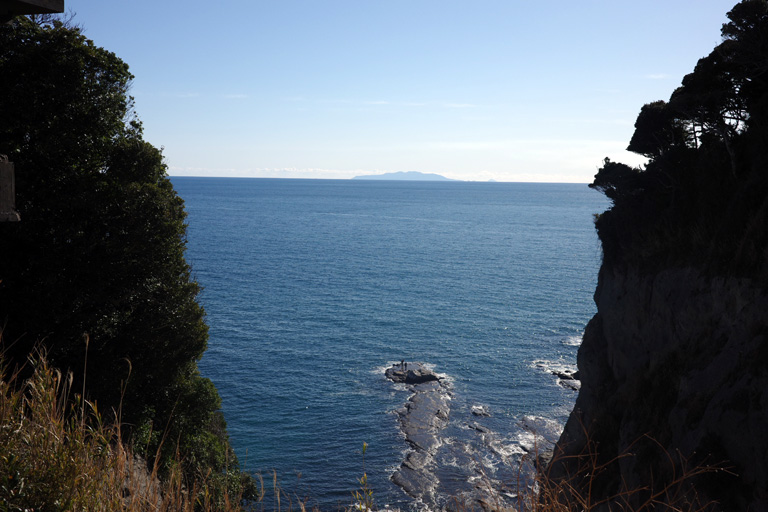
384, 361, 579, 510
385, 362, 450, 505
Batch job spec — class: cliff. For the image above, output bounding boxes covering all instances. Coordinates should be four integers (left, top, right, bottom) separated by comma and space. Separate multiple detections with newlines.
551, 266, 768, 509
548, 2, 768, 509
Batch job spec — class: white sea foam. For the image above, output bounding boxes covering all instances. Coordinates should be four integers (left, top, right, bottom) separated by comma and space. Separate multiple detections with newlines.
490, 439, 526, 459
467, 475, 483, 485
410, 497, 434, 512
389, 382, 409, 393
441, 454, 461, 468
373, 362, 399, 375
531, 359, 578, 376
562, 334, 583, 346
385, 464, 401, 475
480, 453, 499, 472
517, 415, 564, 452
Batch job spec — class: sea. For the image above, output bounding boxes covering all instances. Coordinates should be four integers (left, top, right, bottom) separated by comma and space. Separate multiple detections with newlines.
171, 177, 609, 511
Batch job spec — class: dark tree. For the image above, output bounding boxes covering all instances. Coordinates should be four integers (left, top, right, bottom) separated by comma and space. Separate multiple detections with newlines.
0, 17, 242, 486
626, 100, 693, 158
589, 158, 644, 202
588, 0, 768, 274
720, 0, 768, 136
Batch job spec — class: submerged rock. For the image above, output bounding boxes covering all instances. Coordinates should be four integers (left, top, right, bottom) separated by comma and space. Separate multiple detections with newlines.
558, 379, 581, 391
551, 369, 580, 381
468, 422, 491, 434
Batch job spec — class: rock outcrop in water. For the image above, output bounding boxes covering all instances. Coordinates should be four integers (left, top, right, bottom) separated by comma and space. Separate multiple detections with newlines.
385, 363, 450, 504
385, 363, 441, 385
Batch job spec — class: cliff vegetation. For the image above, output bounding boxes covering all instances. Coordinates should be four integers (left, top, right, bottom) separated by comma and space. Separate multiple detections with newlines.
590, 0, 768, 280
0, 15, 253, 504
550, 1, 768, 510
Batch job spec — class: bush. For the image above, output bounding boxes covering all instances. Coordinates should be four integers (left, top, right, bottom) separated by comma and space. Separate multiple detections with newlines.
0, 16, 241, 485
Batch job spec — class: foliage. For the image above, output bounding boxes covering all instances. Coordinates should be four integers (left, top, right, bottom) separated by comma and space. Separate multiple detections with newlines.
626, 101, 694, 158
349, 442, 374, 512
0, 350, 255, 511
0, 16, 246, 491
588, 157, 643, 201
589, 0, 768, 279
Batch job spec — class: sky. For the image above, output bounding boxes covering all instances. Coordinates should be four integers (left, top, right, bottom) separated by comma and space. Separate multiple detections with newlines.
62, 1, 737, 182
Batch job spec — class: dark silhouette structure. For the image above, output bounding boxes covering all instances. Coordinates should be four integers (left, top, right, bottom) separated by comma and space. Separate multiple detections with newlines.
1, 1, 64, 22
1, 0, 64, 221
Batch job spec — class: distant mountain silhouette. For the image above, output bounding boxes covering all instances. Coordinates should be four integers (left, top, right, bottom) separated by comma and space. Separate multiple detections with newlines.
352, 171, 458, 181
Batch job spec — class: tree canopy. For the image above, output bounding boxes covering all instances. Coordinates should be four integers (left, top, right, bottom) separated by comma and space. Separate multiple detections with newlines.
590, 0, 768, 277
0, 16, 243, 488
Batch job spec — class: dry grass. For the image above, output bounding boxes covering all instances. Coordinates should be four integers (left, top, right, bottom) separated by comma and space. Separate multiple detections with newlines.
0, 349, 728, 512
527, 442, 722, 511
0, 350, 251, 511
0, 349, 367, 512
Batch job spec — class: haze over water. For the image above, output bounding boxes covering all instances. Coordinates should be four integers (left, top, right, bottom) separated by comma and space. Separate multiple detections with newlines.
173, 177, 608, 510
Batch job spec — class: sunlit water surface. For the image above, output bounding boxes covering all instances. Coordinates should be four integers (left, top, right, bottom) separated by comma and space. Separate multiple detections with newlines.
172, 178, 608, 510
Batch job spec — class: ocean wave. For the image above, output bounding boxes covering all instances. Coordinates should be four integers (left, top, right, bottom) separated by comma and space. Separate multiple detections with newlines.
517, 415, 564, 451
531, 359, 577, 375
562, 334, 583, 346
488, 438, 527, 459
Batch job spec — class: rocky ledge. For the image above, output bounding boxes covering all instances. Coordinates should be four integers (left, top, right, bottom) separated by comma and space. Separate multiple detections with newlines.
385, 362, 450, 503
385, 362, 441, 385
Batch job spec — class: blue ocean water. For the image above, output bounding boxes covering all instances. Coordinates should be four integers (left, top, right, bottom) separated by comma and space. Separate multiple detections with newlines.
171, 177, 608, 510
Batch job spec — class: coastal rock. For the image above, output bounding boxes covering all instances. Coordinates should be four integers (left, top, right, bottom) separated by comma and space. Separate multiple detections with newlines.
551, 369, 579, 381
470, 404, 491, 417
386, 362, 450, 503
551, 369, 581, 391
391, 450, 439, 498
385, 363, 440, 384
557, 379, 581, 391
397, 385, 450, 453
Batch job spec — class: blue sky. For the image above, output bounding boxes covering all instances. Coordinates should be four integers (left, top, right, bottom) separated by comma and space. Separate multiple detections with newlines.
64, 1, 735, 182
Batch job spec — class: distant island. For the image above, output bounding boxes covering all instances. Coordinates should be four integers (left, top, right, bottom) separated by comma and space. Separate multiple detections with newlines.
352, 171, 458, 181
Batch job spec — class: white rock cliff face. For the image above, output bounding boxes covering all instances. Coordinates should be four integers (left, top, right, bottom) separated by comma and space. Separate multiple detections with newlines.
551, 265, 768, 510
